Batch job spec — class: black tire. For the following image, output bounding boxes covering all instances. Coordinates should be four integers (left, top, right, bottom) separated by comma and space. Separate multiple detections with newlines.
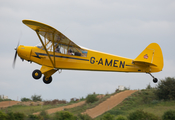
32, 69, 42, 79
43, 76, 52, 84
153, 78, 158, 83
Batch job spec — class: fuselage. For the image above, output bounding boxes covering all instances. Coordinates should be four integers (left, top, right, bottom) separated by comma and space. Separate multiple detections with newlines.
17, 45, 161, 73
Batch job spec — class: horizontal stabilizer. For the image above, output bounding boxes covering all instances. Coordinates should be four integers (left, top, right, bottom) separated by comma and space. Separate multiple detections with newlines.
133, 60, 157, 67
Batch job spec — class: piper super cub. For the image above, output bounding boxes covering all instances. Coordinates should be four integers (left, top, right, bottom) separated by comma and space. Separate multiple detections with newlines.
13, 19, 164, 84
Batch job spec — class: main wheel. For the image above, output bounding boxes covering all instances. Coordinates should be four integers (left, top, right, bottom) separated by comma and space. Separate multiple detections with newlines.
43, 76, 52, 84
153, 78, 158, 83
32, 69, 42, 79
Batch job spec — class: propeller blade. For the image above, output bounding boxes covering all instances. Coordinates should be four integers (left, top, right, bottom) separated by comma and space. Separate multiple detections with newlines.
13, 50, 18, 68
13, 32, 22, 68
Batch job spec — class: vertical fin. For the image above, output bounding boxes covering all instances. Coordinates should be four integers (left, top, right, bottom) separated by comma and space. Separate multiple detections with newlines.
134, 43, 163, 71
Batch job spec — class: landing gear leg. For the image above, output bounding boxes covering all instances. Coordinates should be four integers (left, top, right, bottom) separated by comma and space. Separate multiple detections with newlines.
147, 73, 158, 83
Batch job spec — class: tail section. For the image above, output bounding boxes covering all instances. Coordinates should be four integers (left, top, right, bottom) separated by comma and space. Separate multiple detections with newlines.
134, 43, 163, 72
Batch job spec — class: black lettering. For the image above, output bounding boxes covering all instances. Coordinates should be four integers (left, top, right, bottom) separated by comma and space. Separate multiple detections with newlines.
90, 57, 95, 64
105, 59, 113, 66
113, 60, 119, 67
119, 61, 125, 68
98, 58, 103, 65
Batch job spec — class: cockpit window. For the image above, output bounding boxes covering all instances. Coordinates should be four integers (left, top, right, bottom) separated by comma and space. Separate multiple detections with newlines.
36, 41, 88, 57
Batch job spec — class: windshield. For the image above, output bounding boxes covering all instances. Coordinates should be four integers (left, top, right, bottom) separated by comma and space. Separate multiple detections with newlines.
37, 41, 88, 57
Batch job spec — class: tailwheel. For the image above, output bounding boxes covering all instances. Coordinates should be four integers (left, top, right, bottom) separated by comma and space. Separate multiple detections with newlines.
147, 73, 158, 83
153, 78, 158, 83
43, 76, 52, 84
32, 69, 42, 79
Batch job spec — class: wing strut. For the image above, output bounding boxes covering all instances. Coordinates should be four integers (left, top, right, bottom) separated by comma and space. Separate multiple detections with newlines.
35, 30, 55, 68
52, 33, 55, 67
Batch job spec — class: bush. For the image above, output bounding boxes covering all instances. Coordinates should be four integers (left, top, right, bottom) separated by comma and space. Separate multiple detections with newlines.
39, 110, 50, 120
128, 110, 159, 120
162, 110, 175, 120
31, 94, 42, 102
7, 112, 15, 120
13, 112, 26, 120
108, 109, 124, 116
53, 111, 76, 120
0, 111, 7, 120
77, 113, 92, 120
21, 97, 31, 102
155, 77, 175, 100
86, 94, 99, 103
44, 99, 67, 105
27, 114, 40, 120
101, 113, 115, 120
116, 115, 127, 120
146, 83, 153, 89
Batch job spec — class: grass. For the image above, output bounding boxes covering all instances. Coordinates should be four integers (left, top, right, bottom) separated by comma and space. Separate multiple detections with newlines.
0, 104, 66, 115
0, 100, 84, 115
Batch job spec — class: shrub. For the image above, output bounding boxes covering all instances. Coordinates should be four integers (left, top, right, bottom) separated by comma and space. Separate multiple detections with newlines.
128, 110, 159, 120
141, 90, 157, 104
101, 113, 115, 120
77, 113, 92, 120
13, 112, 26, 120
31, 94, 42, 102
116, 115, 127, 120
86, 94, 99, 103
53, 111, 76, 120
39, 110, 50, 120
0, 111, 7, 120
44, 99, 67, 105
108, 109, 124, 116
155, 77, 175, 100
7, 112, 15, 120
162, 110, 175, 120
21, 97, 31, 102
146, 83, 153, 89
27, 114, 40, 120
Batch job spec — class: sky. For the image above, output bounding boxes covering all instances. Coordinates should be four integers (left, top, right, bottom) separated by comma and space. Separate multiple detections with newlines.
0, 0, 175, 101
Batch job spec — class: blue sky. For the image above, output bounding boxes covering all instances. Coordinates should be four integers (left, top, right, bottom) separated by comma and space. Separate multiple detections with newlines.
0, 0, 175, 101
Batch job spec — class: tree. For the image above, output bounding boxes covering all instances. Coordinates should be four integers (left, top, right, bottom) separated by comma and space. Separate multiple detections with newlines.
31, 94, 42, 102
21, 97, 31, 102
155, 77, 175, 100
86, 94, 98, 103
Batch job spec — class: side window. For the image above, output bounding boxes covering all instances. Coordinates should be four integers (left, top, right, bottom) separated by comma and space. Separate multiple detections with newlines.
55, 43, 88, 57
37, 41, 88, 57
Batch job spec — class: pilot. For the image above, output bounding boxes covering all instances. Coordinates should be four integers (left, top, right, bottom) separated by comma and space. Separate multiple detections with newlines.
68, 49, 74, 55
55, 45, 60, 53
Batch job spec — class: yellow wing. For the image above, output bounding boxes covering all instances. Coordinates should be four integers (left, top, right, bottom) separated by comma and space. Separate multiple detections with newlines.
22, 19, 80, 48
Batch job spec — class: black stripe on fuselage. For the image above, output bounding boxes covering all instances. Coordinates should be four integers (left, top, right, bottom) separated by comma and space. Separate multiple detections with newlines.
33, 52, 89, 61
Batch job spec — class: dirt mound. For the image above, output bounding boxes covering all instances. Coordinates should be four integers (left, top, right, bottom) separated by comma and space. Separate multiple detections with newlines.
33, 101, 86, 115
0, 101, 20, 108
82, 90, 137, 118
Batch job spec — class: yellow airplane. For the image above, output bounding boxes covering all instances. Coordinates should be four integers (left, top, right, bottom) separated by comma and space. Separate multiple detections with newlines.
13, 19, 164, 84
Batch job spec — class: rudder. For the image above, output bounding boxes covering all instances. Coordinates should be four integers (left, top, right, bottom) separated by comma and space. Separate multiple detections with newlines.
134, 43, 163, 72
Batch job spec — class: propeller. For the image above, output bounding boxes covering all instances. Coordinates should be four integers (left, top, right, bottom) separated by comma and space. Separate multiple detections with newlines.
13, 41, 20, 68
13, 32, 22, 68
